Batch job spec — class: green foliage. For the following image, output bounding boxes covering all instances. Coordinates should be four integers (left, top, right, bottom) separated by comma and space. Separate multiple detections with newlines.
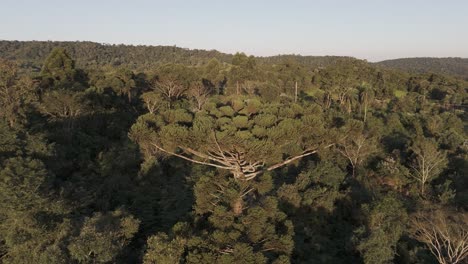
144, 173, 294, 263
68, 210, 140, 263
0, 157, 52, 211
377, 57, 468, 79
40, 47, 78, 88
0, 59, 37, 127
130, 97, 332, 181
0, 41, 467, 264
0, 121, 71, 264
408, 137, 448, 195
143, 231, 186, 264
95, 67, 138, 102
278, 162, 346, 210
355, 196, 408, 264
393, 89, 407, 98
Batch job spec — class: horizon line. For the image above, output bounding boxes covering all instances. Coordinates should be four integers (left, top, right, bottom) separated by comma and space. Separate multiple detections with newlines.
1, 38, 467, 63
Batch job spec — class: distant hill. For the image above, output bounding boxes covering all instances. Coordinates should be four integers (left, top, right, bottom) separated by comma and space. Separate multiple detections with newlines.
4, 41, 467, 80
375, 57, 468, 80
0, 40, 356, 70
0, 40, 353, 71
0, 40, 233, 70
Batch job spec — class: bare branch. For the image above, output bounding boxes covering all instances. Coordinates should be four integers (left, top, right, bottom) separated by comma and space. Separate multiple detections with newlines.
151, 143, 231, 170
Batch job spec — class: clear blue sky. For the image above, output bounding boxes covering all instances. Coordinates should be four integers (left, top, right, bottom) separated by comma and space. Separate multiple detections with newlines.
1, 0, 467, 61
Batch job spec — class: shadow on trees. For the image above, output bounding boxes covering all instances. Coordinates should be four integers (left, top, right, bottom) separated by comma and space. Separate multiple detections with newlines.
36, 109, 196, 262
282, 197, 362, 264
382, 131, 411, 154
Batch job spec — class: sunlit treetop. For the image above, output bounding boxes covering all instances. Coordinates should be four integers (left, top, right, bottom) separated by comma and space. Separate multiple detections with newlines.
130, 95, 335, 180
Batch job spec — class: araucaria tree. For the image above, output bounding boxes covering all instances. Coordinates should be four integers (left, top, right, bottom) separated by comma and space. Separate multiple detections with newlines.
131, 96, 334, 262
130, 96, 334, 181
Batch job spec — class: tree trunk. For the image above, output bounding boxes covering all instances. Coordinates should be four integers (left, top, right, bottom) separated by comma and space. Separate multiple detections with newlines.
363, 92, 368, 122
232, 197, 243, 216
294, 81, 298, 103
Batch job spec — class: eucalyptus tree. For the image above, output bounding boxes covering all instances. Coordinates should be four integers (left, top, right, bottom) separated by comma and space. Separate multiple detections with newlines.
202, 58, 226, 94
409, 137, 447, 195
357, 83, 374, 122
93, 67, 138, 103
336, 120, 378, 177
274, 58, 310, 102
411, 209, 468, 264
149, 64, 198, 107
111, 67, 138, 103
188, 82, 213, 111
228, 53, 259, 95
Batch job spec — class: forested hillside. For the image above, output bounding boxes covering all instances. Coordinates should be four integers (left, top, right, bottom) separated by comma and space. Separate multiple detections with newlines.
0, 41, 351, 72
376, 57, 468, 80
3, 41, 467, 80
0, 43, 467, 264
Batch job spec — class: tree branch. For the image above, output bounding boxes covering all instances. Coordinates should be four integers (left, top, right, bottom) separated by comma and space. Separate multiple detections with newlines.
151, 143, 231, 170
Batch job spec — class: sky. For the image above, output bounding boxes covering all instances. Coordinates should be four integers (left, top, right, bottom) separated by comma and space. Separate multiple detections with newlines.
1, 0, 467, 62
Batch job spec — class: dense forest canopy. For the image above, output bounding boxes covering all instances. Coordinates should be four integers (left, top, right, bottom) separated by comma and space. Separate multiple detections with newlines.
0, 41, 353, 72
376, 57, 468, 80
0, 41, 467, 264
2, 40, 467, 80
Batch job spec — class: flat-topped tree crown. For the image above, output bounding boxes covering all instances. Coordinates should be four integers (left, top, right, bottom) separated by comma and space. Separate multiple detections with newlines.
130, 96, 333, 180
